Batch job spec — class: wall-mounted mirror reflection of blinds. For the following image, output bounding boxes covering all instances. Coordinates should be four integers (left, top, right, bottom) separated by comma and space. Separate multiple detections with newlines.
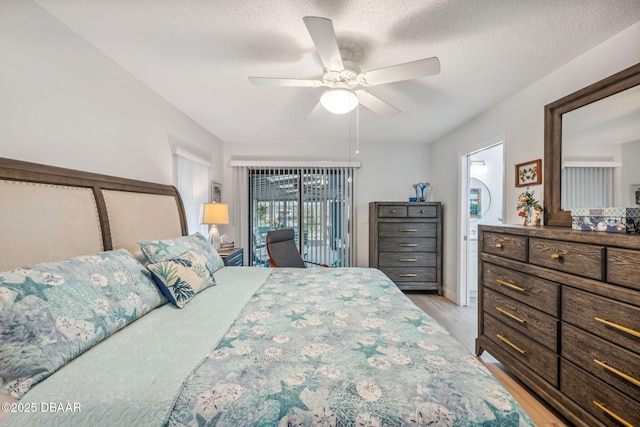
561, 85, 640, 209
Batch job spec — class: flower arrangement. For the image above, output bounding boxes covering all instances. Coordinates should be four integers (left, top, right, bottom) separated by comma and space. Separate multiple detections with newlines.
517, 187, 540, 209
517, 187, 541, 224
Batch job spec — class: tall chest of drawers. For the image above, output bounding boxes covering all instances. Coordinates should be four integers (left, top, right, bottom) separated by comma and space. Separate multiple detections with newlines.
477, 224, 640, 427
369, 202, 442, 294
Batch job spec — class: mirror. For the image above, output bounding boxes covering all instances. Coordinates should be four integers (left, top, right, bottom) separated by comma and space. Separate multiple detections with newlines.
543, 62, 640, 226
561, 86, 640, 209
470, 178, 491, 220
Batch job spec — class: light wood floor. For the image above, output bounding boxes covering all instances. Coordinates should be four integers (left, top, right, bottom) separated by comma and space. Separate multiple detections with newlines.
406, 293, 570, 427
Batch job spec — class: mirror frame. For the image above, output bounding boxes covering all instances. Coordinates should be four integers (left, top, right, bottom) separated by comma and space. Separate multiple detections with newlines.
543, 62, 640, 227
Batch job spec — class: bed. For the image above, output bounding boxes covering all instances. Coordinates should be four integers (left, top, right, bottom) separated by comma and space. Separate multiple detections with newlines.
0, 157, 534, 426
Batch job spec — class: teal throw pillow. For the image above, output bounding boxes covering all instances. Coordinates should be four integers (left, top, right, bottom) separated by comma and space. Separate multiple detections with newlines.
146, 250, 216, 308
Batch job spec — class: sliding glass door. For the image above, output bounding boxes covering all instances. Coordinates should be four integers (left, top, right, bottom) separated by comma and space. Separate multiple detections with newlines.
249, 167, 353, 267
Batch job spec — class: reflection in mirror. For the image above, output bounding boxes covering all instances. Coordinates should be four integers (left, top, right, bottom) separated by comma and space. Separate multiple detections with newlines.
561, 86, 640, 209
469, 178, 491, 220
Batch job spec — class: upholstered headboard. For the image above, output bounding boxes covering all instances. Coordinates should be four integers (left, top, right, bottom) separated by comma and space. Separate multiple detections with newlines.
0, 157, 188, 270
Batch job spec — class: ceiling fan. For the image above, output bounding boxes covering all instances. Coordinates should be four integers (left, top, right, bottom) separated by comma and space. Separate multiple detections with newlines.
249, 16, 440, 118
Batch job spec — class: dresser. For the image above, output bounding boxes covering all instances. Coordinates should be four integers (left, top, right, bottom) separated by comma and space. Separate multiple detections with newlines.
369, 202, 442, 294
477, 224, 640, 427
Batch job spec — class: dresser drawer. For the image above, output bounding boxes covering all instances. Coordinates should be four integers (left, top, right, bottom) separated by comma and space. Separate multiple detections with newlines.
483, 263, 559, 316
607, 248, 640, 291
379, 267, 436, 283
483, 232, 527, 262
529, 237, 604, 281
408, 205, 437, 218
377, 205, 407, 217
379, 237, 436, 252
562, 323, 640, 402
378, 252, 436, 267
378, 222, 436, 237
483, 288, 558, 351
561, 360, 640, 427
562, 287, 640, 355
485, 314, 558, 385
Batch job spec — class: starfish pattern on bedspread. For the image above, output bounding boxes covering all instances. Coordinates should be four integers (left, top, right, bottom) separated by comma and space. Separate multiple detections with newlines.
165, 268, 535, 427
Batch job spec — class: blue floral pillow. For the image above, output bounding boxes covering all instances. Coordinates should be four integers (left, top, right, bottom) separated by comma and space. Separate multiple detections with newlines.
146, 250, 216, 308
0, 249, 166, 398
138, 232, 224, 273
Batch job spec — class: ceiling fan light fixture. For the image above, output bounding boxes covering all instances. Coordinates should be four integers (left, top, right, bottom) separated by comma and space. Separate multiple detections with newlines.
320, 87, 358, 114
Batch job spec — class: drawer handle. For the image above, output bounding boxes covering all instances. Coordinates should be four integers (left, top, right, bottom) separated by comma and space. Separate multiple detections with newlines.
399, 243, 418, 247
551, 253, 562, 260
592, 401, 633, 427
496, 307, 526, 324
594, 317, 640, 339
400, 229, 418, 232
399, 258, 418, 262
495, 243, 503, 248
420, 210, 425, 214
399, 273, 418, 277
496, 279, 526, 293
593, 359, 640, 387
496, 334, 526, 355
391, 209, 396, 213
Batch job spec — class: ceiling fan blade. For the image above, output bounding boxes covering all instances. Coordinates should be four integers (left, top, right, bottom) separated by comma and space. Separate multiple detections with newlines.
303, 16, 344, 72
359, 57, 440, 86
249, 77, 323, 87
356, 90, 401, 118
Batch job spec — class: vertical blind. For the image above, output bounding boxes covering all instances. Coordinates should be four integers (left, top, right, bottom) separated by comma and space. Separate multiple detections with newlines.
248, 166, 354, 268
173, 152, 210, 235
561, 166, 614, 209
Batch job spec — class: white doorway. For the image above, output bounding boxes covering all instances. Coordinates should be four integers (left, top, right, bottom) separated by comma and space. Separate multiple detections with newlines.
459, 142, 504, 306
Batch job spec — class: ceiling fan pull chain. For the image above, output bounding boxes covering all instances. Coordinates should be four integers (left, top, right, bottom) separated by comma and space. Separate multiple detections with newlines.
356, 104, 360, 154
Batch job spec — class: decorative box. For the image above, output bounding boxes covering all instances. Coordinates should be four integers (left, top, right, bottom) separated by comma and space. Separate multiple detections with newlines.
571, 207, 640, 233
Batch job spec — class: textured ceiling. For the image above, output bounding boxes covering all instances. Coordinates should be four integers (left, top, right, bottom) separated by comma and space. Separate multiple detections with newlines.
34, 0, 640, 145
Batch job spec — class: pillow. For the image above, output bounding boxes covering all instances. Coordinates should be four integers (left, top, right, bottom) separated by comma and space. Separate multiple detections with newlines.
0, 249, 166, 398
138, 232, 224, 273
146, 250, 216, 308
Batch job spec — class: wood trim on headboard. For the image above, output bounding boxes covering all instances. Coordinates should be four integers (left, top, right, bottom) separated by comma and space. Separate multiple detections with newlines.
0, 157, 188, 250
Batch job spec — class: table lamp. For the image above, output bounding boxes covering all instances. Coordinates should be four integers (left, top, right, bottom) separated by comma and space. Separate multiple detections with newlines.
202, 203, 229, 250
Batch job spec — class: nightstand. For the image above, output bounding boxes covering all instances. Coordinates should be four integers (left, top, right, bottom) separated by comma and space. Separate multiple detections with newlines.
219, 247, 243, 266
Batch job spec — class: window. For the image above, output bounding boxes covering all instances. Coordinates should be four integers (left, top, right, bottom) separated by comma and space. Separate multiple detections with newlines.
172, 147, 211, 235
248, 166, 354, 267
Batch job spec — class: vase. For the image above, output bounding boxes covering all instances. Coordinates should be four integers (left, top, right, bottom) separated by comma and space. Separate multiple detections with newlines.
418, 183, 430, 202
525, 206, 533, 226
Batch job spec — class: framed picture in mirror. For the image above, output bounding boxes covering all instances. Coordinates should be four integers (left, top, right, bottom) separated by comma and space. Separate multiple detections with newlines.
632, 184, 640, 207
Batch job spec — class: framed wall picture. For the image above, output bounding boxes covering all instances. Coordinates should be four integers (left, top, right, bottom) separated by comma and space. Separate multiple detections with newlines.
211, 182, 222, 203
632, 184, 640, 207
515, 159, 542, 187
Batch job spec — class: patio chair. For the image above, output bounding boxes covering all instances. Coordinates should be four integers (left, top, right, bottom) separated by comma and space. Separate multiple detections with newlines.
266, 229, 329, 268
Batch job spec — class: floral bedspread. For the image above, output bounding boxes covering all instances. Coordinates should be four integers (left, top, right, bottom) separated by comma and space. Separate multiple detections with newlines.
166, 268, 534, 426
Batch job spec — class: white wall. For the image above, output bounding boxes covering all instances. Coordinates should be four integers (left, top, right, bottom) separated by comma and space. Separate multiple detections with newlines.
0, 0, 223, 185
222, 140, 432, 266
429, 21, 640, 302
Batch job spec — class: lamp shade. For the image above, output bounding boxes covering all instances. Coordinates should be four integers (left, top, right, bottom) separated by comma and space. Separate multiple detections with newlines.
202, 203, 229, 225
320, 87, 358, 114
